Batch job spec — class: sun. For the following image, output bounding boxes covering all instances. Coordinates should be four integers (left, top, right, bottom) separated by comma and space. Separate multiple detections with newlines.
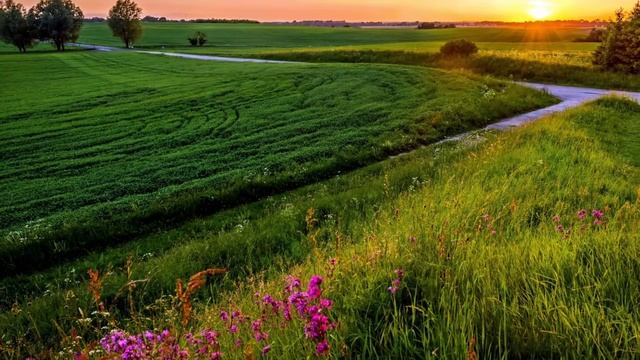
528, 1, 552, 20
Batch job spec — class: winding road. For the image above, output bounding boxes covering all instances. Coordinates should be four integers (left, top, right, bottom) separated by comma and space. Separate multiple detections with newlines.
73, 42, 640, 133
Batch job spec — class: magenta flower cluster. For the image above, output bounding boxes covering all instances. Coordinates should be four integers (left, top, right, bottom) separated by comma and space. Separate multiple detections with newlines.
97, 274, 336, 359
99, 329, 189, 360
388, 269, 405, 295
285, 275, 335, 355
553, 208, 606, 236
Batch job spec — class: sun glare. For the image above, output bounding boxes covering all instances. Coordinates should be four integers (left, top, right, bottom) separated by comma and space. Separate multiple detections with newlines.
528, 1, 552, 20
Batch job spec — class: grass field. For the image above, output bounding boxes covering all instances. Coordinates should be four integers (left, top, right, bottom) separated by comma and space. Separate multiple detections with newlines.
0, 50, 556, 277
77, 22, 593, 53
71, 22, 636, 91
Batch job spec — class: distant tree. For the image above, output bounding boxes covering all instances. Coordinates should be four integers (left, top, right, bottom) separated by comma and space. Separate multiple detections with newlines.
86, 16, 105, 23
0, 0, 37, 52
575, 27, 606, 42
594, 4, 640, 73
418, 22, 456, 30
107, 0, 142, 48
632, 1, 640, 21
440, 39, 478, 57
187, 31, 207, 47
30, 0, 83, 51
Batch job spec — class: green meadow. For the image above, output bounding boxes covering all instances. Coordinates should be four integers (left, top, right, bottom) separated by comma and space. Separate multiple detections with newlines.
2, 21, 640, 359
78, 22, 592, 53
0, 50, 554, 277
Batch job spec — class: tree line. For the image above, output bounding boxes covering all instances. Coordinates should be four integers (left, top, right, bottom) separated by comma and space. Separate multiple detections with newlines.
0, 0, 143, 52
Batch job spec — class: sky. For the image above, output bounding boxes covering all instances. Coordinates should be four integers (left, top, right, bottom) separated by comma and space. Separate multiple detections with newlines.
18, 0, 639, 21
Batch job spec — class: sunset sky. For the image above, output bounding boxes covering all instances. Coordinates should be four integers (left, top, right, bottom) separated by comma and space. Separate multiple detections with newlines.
19, 0, 638, 21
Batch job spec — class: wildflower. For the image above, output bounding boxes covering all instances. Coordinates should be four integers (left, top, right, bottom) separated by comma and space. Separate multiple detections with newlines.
285, 275, 301, 294
592, 209, 604, 220
201, 329, 219, 345
185, 332, 198, 346
219, 311, 229, 322
261, 345, 271, 355
307, 276, 324, 299
319, 298, 333, 310
552, 215, 561, 224
327, 258, 338, 277
252, 319, 269, 342
408, 236, 417, 245
288, 292, 309, 316
316, 340, 330, 356
252, 319, 262, 333
305, 313, 331, 340
388, 269, 405, 295
143, 330, 156, 343
229, 324, 238, 334
283, 302, 292, 321
577, 209, 587, 220
211, 352, 223, 360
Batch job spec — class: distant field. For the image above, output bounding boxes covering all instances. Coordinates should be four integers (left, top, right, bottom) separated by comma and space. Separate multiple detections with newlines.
77, 22, 593, 55
0, 50, 554, 275
68, 22, 622, 89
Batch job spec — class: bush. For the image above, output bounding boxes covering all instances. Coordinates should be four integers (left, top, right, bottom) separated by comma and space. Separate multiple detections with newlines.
439, 39, 478, 57
188, 31, 207, 47
575, 27, 606, 42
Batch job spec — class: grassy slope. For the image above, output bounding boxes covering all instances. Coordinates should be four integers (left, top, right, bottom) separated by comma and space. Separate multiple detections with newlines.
0, 50, 555, 276
5, 97, 639, 358
188, 97, 640, 359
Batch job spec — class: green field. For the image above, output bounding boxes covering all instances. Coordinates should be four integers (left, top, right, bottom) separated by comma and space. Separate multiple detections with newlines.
71, 22, 631, 91
77, 22, 594, 54
0, 50, 555, 276
3, 21, 640, 359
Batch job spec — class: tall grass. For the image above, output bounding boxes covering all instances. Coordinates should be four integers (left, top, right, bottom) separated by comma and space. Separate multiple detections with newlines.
183, 97, 640, 358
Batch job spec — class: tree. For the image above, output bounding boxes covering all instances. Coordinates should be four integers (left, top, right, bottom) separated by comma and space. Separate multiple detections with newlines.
594, 5, 640, 73
30, 0, 83, 51
0, 0, 37, 52
107, 0, 142, 48
631, 1, 640, 21
188, 31, 207, 47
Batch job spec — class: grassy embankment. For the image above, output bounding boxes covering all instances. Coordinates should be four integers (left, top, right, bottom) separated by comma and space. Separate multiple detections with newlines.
4, 96, 639, 358
192, 96, 640, 359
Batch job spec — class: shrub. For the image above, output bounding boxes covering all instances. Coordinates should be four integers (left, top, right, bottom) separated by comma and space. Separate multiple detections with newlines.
439, 39, 478, 58
188, 31, 207, 47
575, 27, 606, 42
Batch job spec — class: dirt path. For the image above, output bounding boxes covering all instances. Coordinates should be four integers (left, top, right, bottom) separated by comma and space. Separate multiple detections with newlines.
488, 82, 640, 130
71, 43, 298, 64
